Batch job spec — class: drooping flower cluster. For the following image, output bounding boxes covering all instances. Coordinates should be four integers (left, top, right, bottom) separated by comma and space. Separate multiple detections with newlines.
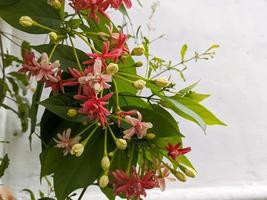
70, 0, 132, 23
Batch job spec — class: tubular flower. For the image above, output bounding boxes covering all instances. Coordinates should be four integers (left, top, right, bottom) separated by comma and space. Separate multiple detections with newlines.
123, 111, 153, 139
19, 51, 37, 77
53, 128, 81, 156
156, 165, 176, 191
165, 143, 191, 160
112, 168, 158, 200
115, 110, 137, 127
76, 93, 113, 127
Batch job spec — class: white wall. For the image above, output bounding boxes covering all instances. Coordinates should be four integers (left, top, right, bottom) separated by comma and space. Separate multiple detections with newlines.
1, 0, 267, 199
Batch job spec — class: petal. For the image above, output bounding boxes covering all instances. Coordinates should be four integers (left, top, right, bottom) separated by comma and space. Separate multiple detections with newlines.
40, 53, 49, 67
94, 59, 102, 74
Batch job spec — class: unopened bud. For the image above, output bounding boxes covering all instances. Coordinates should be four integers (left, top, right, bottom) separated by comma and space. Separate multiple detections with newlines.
101, 156, 110, 171
67, 109, 78, 117
115, 138, 127, 150
154, 77, 170, 87
133, 80, 146, 90
99, 175, 109, 188
19, 16, 34, 27
49, 32, 58, 43
134, 61, 143, 67
70, 143, 84, 157
49, 0, 62, 9
184, 167, 197, 178
175, 171, 187, 182
131, 45, 145, 56
106, 63, 119, 75
145, 133, 156, 140
108, 151, 115, 157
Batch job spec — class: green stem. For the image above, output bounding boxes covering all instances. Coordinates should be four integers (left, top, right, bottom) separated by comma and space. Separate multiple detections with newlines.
107, 125, 117, 141
69, 35, 83, 72
48, 42, 59, 61
34, 22, 57, 32
75, 32, 100, 54
77, 123, 96, 137
0, 33, 5, 80
104, 127, 108, 156
112, 78, 120, 111
82, 126, 99, 145
126, 144, 135, 175
118, 72, 149, 81
114, 74, 133, 83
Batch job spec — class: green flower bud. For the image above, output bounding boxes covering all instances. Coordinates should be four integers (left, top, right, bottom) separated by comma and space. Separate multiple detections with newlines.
175, 171, 187, 182
154, 77, 170, 87
101, 156, 110, 171
19, 16, 34, 27
115, 138, 127, 150
49, 0, 62, 9
184, 167, 197, 178
106, 63, 119, 75
70, 143, 84, 157
49, 32, 58, 43
131, 45, 145, 56
67, 109, 78, 117
99, 175, 109, 188
133, 80, 146, 90
134, 61, 143, 67
145, 133, 156, 140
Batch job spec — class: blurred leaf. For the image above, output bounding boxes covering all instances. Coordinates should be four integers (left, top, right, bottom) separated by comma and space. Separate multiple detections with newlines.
185, 91, 210, 102
22, 189, 36, 200
8, 72, 29, 86
180, 44, 188, 61
7, 77, 19, 94
178, 81, 199, 96
0, 0, 18, 6
0, 0, 61, 34
21, 41, 31, 58
0, 154, 9, 178
3, 54, 22, 67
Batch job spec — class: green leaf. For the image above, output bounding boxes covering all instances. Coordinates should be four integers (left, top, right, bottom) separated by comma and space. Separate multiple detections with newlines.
32, 44, 88, 71
185, 91, 210, 102
8, 72, 29, 86
0, 0, 61, 34
101, 186, 115, 200
0, 0, 17, 6
0, 154, 9, 178
180, 44, 188, 61
178, 81, 199, 96
40, 95, 87, 123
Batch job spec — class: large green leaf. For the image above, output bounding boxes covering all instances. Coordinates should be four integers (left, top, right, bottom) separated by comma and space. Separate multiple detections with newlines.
0, 0, 61, 34
0, 0, 18, 6
32, 44, 88, 71
171, 96, 226, 126
40, 95, 87, 123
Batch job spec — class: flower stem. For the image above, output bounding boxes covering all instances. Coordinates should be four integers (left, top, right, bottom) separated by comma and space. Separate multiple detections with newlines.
77, 123, 96, 137
34, 22, 57, 32
48, 42, 59, 61
117, 72, 150, 81
82, 126, 99, 145
75, 32, 100, 54
69, 35, 83, 72
104, 127, 108, 156
114, 74, 133, 83
126, 144, 135, 175
112, 78, 121, 111
107, 125, 117, 141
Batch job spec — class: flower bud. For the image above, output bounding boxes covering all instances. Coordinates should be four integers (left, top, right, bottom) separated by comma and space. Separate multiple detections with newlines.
134, 61, 143, 68
184, 167, 197, 178
115, 138, 127, 150
99, 175, 109, 188
98, 32, 109, 41
106, 63, 119, 75
19, 16, 34, 27
71, 143, 84, 157
154, 77, 170, 87
49, 0, 62, 9
175, 171, 187, 182
145, 133, 156, 140
101, 156, 110, 171
67, 109, 78, 117
131, 45, 145, 56
133, 80, 146, 90
49, 32, 58, 43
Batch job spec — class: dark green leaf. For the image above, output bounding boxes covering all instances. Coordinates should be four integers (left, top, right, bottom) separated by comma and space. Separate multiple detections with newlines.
0, 0, 18, 6
0, 0, 61, 34
8, 72, 29, 86
21, 189, 36, 200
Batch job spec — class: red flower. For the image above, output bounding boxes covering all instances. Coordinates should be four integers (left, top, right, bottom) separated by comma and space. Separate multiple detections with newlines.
76, 92, 113, 127
84, 42, 121, 68
112, 168, 158, 200
165, 143, 191, 160
106, 0, 132, 9
18, 51, 37, 77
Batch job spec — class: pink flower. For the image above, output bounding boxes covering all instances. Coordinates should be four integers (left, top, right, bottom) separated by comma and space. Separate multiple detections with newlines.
165, 143, 191, 160
123, 111, 153, 139
106, 0, 132, 9
19, 51, 38, 77
156, 165, 176, 191
84, 42, 122, 68
115, 110, 137, 127
79, 59, 112, 93
112, 168, 158, 200
76, 93, 113, 127
53, 128, 81, 156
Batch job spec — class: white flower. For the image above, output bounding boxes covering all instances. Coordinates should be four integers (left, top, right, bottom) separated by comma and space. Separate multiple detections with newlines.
71, 143, 84, 157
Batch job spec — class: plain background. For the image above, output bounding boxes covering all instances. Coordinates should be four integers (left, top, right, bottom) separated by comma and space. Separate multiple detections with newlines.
1, 0, 267, 199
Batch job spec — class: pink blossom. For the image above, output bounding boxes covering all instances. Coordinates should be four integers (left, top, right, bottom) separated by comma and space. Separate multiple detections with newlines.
156, 165, 176, 191
123, 111, 153, 139
165, 143, 191, 160
18, 51, 38, 77
105, 0, 132, 9
53, 128, 81, 156
115, 110, 137, 127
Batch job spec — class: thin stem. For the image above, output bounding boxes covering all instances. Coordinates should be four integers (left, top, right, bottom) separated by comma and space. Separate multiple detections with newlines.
34, 22, 57, 32
112, 78, 120, 111
77, 123, 96, 137
78, 187, 88, 200
48, 42, 59, 61
107, 125, 117, 141
75, 32, 100, 54
118, 72, 149, 81
126, 144, 135, 175
114, 74, 133, 83
0, 34, 5, 80
119, 94, 160, 101
69, 35, 83, 72
104, 127, 108, 156
82, 126, 99, 145
1, 103, 19, 115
